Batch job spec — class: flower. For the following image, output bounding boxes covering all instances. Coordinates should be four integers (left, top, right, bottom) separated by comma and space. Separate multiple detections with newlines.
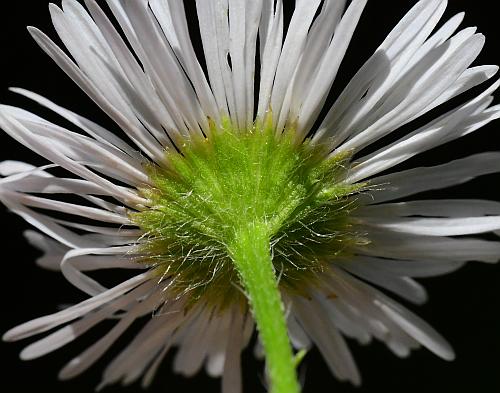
1, 0, 500, 392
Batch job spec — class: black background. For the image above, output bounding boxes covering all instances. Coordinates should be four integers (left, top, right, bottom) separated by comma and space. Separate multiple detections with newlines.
1, 1, 500, 392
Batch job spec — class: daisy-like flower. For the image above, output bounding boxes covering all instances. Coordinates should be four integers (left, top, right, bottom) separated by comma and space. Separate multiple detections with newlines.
2, 0, 500, 392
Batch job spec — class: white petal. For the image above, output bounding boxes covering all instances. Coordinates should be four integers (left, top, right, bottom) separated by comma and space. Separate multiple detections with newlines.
322, 268, 421, 354
10, 88, 143, 161
113, 1, 207, 135
10, 191, 130, 225
140, 344, 170, 388
26, 228, 140, 273
151, 0, 219, 122
293, 295, 361, 385
314, 0, 448, 145
399, 11, 465, 75
60, 246, 139, 296
57, 0, 180, 147
0, 193, 102, 249
291, 0, 346, 119
81, 0, 180, 147
330, 266, 454, 361
256, 0, 283, 118
417, 65, 498, 116
319, 298, 371, 345
99, 297, 186, 387
242, 1, 263, 128
374, 298, 455, 361
2, 273, 150, 341
338, 32, 486, 153
338, 261, 428, 304
339, 255, 464, 278
286, 313, 312, 350
20, 280, 154, 360
27, 26, 166, 163
349, 79, 500, 182
195, 0, 232, 118
222, 306, 244, 393
270, 0, 322, 127
59, 288, 163, 380
51, 219, 141, 237
296, 0, 367, 138
225, 0, 263, 129
227, 0, 248, 129
361, 216, 500, 236
205, 310, 232, 377
359, 228, 500, 263
367, 152, 500, 204
0, 103, 148, 187
0, 161, 38, 176
174, 310, 223, 377
23, 230, 66, 271
1, 170, 107, 195
0, 110, 145, 206
359, 199, 500, 218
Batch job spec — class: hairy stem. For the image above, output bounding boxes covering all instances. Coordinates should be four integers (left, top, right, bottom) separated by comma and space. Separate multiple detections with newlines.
228, 222, 301, 393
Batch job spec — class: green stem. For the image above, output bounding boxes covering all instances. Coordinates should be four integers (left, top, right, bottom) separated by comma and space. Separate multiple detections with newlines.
228, 222, 301, 393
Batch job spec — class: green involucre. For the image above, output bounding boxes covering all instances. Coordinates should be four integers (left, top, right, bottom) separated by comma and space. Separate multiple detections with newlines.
131, 115, 365, 307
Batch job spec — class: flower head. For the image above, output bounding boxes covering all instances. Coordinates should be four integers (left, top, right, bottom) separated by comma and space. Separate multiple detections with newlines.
1, 0, 500, 392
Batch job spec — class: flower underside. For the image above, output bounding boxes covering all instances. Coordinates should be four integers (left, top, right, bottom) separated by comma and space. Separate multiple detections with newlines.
132, 116, 367, 308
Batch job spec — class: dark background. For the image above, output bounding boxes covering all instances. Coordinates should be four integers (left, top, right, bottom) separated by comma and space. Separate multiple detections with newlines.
1, 1, 500, 392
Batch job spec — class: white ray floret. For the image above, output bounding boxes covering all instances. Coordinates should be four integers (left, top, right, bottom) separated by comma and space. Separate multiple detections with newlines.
1, 0, 499, 392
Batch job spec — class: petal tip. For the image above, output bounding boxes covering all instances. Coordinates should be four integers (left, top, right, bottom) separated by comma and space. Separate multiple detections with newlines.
2, 327, 19, 342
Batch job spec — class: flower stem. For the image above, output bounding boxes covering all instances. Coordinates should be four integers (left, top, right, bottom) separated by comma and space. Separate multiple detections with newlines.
228, 222, 301, 393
